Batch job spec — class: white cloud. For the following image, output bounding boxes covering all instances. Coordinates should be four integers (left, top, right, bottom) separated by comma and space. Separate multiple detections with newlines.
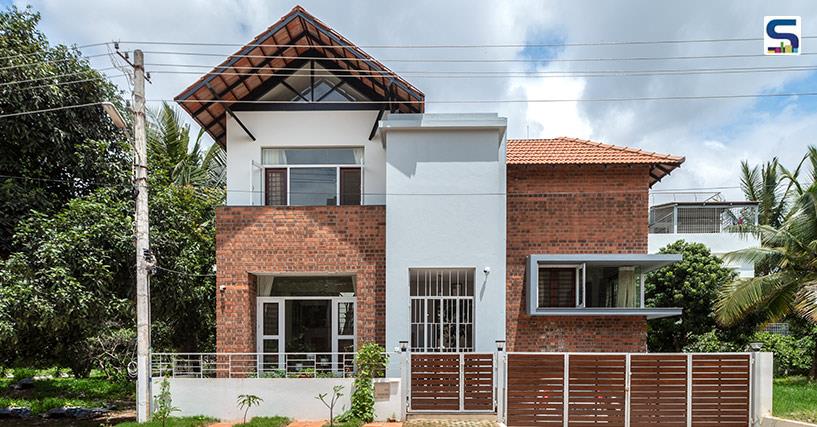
11, 0, 817, 196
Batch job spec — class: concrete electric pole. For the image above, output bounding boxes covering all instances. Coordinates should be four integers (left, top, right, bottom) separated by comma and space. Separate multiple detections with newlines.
132, 49, 152, 423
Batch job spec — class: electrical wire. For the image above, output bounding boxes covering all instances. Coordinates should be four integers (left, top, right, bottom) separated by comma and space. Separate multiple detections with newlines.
140, 50, 817, 64
0, 42, 111, 61
143, 65, 817, 79
0, 52, 114, 71
115, 35, 817, 50
2, 74, 129, 92
0, 102, 108, 119
0, 67, 118, 87
163, 91, 817, 105
153, 265, 215, 277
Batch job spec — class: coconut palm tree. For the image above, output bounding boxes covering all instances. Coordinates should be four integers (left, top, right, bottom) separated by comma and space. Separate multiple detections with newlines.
717, 146, 817, 376
147, 102, 225, 188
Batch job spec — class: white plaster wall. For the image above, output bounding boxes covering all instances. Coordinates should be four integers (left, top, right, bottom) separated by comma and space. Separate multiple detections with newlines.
225, 110, 387, 205
383, 125, 507, 376
648, 232, 760, 277
157, 377, 402, 421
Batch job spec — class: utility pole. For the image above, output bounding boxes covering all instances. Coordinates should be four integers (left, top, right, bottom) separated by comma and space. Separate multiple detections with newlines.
132, 49, 152, 423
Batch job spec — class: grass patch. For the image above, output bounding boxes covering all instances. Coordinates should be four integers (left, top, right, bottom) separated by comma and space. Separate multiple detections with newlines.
323, 418, 364, 427
115, 415, 219, 427
774, 376, 817, 423
235, 416, 290, 427
0, 374, 134, 414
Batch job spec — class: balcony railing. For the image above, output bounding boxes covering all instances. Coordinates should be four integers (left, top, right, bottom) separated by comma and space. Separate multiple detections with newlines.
649, 202, 758, 234
151, 352, 359, 378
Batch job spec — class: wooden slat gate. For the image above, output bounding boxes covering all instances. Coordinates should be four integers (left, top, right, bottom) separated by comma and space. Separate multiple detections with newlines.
409, 353, 495, 412
505, 353, 751, 427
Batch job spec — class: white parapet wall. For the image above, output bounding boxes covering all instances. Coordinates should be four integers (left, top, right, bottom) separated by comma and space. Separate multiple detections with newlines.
154, 377, 403, 422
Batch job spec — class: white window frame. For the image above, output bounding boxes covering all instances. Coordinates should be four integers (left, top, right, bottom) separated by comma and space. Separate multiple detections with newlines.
259, 147, 364, 206
409, 268, 476, 353
256, 296, 356, 371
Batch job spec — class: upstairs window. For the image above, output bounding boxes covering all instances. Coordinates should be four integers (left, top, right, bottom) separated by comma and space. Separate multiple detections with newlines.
258, 63, 371, 103
261, 148, 363, 206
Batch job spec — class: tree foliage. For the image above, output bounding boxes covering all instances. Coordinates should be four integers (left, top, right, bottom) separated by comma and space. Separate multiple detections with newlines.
718, 146, 817, 376
0, 6, 130, 256
645, 240, 738, 352
0, 7, 224, 374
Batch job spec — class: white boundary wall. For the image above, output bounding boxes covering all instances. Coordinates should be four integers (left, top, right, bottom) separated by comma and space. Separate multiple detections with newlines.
155, 377, 402, 422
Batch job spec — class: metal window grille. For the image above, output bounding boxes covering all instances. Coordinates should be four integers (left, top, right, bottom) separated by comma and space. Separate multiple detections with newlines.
409, 268, 475, 353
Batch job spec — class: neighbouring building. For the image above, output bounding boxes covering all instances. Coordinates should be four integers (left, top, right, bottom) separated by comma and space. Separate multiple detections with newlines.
175, 6, 689, 375
648, 197, 760, 277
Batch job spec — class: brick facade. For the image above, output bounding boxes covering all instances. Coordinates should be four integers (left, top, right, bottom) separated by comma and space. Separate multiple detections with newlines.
506, 164, 651, 352
215, 206, 386, 353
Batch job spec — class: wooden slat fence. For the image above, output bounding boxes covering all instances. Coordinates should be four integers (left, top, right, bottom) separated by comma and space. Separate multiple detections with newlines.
409, 353, 495, 412
505, 353, 751, 427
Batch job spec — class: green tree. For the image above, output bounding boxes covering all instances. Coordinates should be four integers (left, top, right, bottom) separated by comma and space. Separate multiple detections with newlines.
148, 102, 225, 188
0, 5, 129, 256
0, 189, 134, 375
645, 241, 738, 352
717, 147, 817, 377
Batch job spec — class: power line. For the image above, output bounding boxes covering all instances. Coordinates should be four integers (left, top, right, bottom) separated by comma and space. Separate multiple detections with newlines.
153, 265, 215, 278
0, 67, 118, 87
141, 50, 817, 64
164, 91, 817, 105
0, 102, 108, 119
0, 42, 111, 61
3, 74, 129, 93
144, 64, 817, 79
0, 52, 115, 71
116, 35, 817, 50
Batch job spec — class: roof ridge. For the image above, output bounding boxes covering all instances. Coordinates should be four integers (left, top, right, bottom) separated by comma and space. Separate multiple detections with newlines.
507, 137, 683, 162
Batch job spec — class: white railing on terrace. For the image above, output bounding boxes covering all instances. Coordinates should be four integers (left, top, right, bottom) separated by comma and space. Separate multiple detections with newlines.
649, 202, 759, 234
151, 352, 358, 378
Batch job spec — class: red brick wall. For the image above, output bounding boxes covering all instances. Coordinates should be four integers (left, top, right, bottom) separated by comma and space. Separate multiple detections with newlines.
506, 164, 651, 352
215, 206, 386, 353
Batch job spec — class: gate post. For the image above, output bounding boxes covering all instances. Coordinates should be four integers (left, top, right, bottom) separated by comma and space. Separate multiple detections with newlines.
751, 352, 773, 426
624, 354, 631, 427
399, 341, 409, 420
495, 341, 506, 423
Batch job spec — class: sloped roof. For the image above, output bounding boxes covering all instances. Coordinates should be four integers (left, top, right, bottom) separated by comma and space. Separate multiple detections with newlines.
507, 137, 685, 186
175, 5, 425, 146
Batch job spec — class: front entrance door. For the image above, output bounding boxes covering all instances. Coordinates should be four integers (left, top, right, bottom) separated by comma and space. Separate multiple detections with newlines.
256, 296, 355, 374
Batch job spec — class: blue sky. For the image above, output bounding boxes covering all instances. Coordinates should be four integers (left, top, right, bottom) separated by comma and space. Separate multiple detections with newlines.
6, 0, 817, 198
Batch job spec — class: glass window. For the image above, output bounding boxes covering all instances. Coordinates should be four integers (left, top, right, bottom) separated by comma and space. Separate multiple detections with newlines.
261, 148, 363, 165
584, 266, 641, 308
290, 167, 337, 206
340, 168, 362, 206
338, 302, 354, 336
264, 276, 355, 297
538, 268, 576, 308
257, 62, 372, 103
263, 303, 279, 336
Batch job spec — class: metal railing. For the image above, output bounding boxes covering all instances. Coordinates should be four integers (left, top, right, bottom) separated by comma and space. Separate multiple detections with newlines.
649, 202, 758, 234
151, 352, 357, 378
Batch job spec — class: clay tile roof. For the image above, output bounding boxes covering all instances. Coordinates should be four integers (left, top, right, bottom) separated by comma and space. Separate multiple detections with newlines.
175, 5, 424, 146
507, 137, 685, 186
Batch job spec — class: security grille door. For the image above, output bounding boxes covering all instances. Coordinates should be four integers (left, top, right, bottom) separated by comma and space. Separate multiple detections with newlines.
409, 268, 475, 352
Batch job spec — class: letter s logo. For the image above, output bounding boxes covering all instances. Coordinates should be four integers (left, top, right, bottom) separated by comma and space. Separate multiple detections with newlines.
765, 16, 801, 55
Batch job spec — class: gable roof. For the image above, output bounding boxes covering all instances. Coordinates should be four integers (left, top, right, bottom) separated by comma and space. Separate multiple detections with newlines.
507, 137, 685, 186
175, 5, 425, 146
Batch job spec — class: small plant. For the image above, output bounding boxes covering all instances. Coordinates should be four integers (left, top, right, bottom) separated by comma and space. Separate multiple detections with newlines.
237, 394, 264, 424
316, 385, 344, 427
347, 343, 387, 423
153, 376, 180, 427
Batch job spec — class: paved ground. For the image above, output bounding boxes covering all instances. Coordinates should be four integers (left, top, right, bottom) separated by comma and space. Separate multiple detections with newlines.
404, 420, 496, 427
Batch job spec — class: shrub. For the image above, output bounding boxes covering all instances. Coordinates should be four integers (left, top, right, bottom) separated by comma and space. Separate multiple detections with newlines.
12, 367, 38, 380
751, 331, 813, 376
343, 343, 387, 423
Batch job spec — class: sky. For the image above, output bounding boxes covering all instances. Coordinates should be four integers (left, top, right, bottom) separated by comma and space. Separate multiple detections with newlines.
7, 0, 817, 201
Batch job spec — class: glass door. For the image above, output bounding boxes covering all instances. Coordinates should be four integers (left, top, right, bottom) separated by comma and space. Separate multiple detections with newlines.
256, 298, 283, 372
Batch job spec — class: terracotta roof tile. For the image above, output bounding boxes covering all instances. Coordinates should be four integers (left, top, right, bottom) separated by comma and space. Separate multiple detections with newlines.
507, 137, 685, 186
